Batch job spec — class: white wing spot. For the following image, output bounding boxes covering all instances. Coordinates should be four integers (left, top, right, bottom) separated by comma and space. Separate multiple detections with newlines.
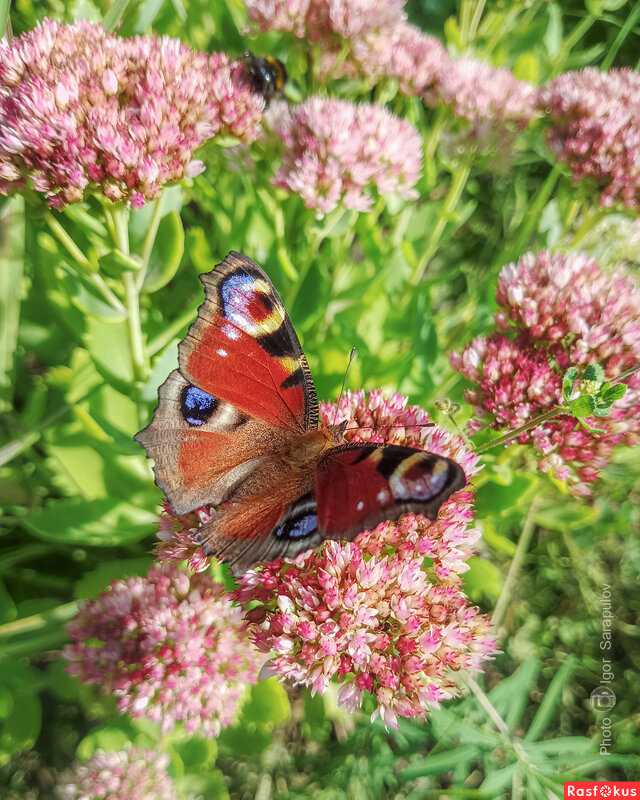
356, 501, 364, 511
217, 348, 228, 357
222, 324, 241, 341
377, 490, 389, 504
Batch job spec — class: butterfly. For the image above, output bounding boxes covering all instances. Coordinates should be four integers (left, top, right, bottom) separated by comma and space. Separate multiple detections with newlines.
135, 252, 466, 574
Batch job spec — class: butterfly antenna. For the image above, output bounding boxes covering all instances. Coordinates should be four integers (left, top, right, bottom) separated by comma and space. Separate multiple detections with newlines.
333, 348, 357, 426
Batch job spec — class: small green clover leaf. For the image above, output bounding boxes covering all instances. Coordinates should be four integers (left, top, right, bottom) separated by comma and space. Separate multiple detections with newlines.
562, 367, 578, 403
562, 366, 628, 435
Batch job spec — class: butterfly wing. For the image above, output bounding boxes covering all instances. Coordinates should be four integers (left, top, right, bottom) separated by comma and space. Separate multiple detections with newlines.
196, 442, 466, 574
135, 252, 318, 514
315, 443, 466, 538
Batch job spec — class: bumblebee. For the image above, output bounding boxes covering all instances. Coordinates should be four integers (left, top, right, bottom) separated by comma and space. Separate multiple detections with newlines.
241, 52, 288, 105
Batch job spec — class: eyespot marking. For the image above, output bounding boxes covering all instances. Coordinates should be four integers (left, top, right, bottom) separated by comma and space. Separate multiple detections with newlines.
180, 385, 218, 427
274, 513, 318, 540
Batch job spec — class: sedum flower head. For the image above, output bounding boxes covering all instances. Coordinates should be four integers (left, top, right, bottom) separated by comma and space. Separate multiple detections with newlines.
245, 0, 406, 41
0, 19, 264, 208
271, 98, 421, 216
425, 57, 536, 129
450, 251, 640, 495
539, 68, 640, 210
58, 747, 175, 800
64, 563, 263, 737
235, 390, 496, 729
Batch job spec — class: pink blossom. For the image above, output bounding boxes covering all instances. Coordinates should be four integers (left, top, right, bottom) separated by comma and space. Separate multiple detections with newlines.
0, 19, 264, 208
348, 22, 446, 94
539, 68, 640, 211
450, 251, 640, 495
235, 391, 496, 728
426, 57, 536, 129
245, 0, 406, 40
271, 98, 421, 216
155, 498, 215, 572
58, 747, 175, 800
64, 563, 263, 737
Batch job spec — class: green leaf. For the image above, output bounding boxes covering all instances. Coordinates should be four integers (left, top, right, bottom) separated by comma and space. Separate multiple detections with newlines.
490, 659, 541, 732
242, 678, 291, 726
400, 745, 481, 780
582, 363, 604, 383
47, 661, 79, 702
461, 557, 503, 604
73, 557, 154, 599
172, 737, 217, 769
474, 476, 534, 517
0, 684, 41, 761
23, 497, 157, 546
601, 383, 626, 403
525, 656, 575, 742
218, 721, 272, 756
534, 499, 600, 531
143, 211, 185, 293
85, 316, 135, 387
98, 249, 142, 278
513, 52, 540, 83
569, 395, 596, 418
543, 2, 563, 58
76, 718, 142, 760
562, 367, 578, 401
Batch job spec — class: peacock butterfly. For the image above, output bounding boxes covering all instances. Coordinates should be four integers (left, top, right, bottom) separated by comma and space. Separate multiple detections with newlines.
135, 252, 466, 574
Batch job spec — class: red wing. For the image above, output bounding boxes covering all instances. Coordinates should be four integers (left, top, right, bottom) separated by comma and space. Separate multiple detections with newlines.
315, 444, 466, 539
136, 252, 318, 513
180, 251, 318, 432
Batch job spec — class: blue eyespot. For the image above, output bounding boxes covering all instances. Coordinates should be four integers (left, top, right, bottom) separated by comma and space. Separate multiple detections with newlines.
274, 513, 317, 540
180, 385, 217, 427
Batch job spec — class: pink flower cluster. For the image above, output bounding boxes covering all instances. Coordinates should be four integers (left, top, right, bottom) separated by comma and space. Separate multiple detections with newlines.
539, 68, 640, 211
0, 19, 264, 208
425, 57, 536, 137
245, 1, 534, 140
271, 98, 421, 215
235, 391, 496, 729
450, 251, 640, 495
58, 747, 175, 800
245, 0, 406, 41
64, 563, 263, 737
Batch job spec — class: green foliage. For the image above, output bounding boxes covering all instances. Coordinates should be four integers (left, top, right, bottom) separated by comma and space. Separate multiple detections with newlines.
1, 0, 640, 797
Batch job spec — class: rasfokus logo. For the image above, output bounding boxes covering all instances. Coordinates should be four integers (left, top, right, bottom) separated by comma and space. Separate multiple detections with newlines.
564, 783, 640, 798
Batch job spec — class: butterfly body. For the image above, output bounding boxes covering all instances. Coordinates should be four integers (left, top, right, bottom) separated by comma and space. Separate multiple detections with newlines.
136, 252, 466, 574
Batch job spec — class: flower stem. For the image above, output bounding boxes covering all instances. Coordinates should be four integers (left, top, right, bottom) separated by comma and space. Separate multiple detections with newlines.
111, 205, 149, 382
412, 165, 471, 285
464, 676, 534, 773
491, 494, 540, 630
137, 191, 165, 289
475, 407, 565, 454
492, 163, 562, 273
613, 363, 640, 384
44, 212, 126, 313
0, 600, 78, 638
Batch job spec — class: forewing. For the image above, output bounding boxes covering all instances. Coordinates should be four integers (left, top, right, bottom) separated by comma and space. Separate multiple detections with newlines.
135, 370, 276, 514
135, 251, 318, 513
180, 251, 318, 431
